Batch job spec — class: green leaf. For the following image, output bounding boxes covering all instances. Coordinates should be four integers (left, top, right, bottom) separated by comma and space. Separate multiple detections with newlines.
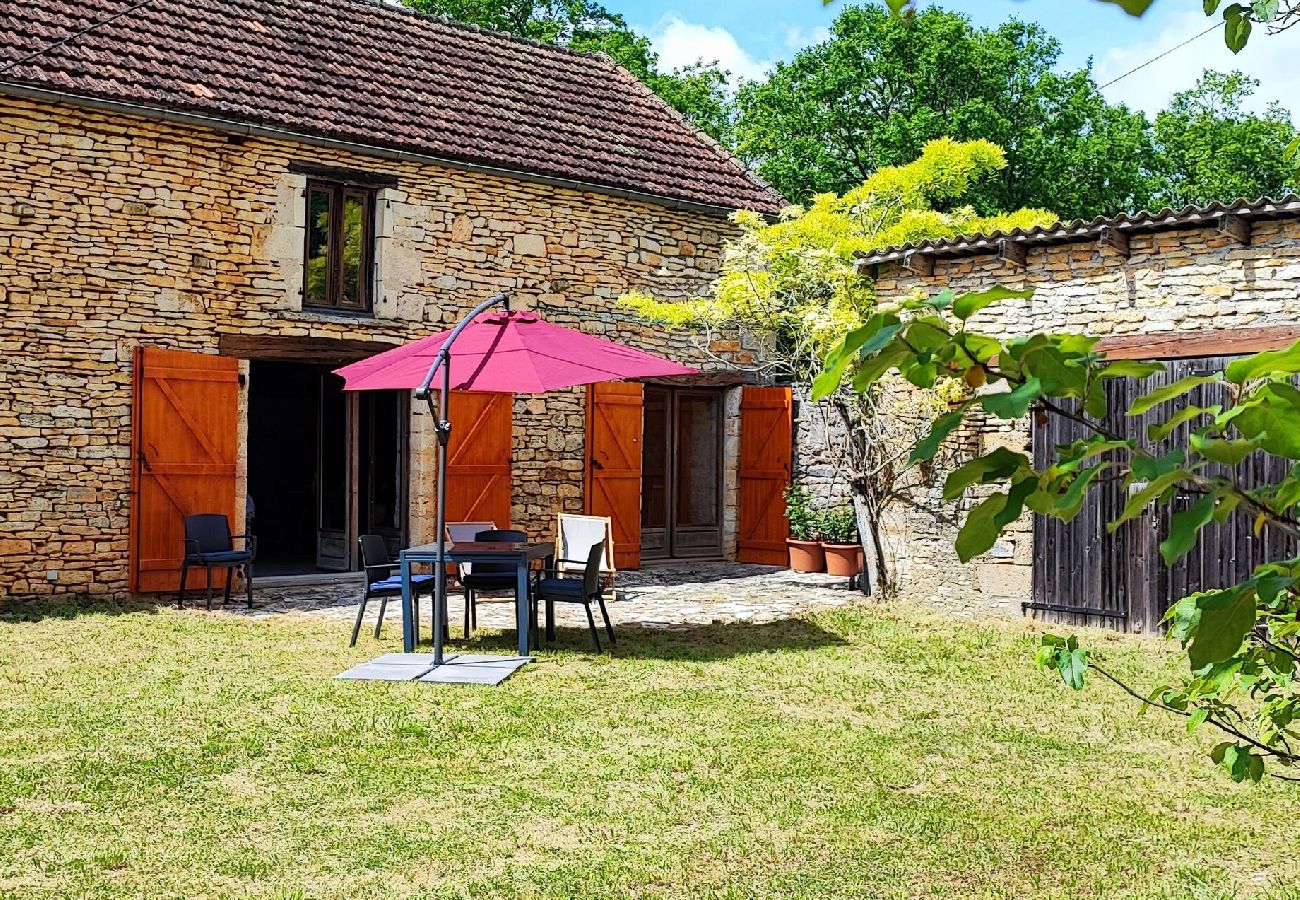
1189, 432, 1259, 466
951, 285, 1033, 321
1204, 0, 1224, 12
1129, 374, 1216, 415
1111, 469, 1191, 529
1187, 707, 1210, 734
1147, 405, 1218, 441
1099, 0, 1157, 13
995, 476, 1038, 529
1057, 647, 1088, 690
1232, 384, 1300, 459
1159, 494, 1216, 565
1186, 585, 1258, 669
850, 345, 909, 393
908, 406, 968, 466
1049, 462, 1108, 521
1099, 360, 1165, 379
813, 314, 901, 399
1252, 0, 1280, 22
1224, 3, 1254, 53
981, 377, 1043, 419
1131, 450, 1187, 481
1225, 338, 1300, 384
942, 448, 1031, 501
955, 492, 1009, 562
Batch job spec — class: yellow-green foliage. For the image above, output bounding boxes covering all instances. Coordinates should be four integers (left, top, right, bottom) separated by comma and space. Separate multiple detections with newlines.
621, 138, 1056, 370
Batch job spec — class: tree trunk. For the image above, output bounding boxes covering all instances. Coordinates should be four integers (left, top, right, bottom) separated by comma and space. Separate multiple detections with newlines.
851, 487, 887, 597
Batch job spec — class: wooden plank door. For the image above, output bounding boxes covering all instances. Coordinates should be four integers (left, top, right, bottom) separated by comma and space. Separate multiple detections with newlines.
130, 346, 240, 592
444, 391, 512, 527
737, 386, 792, 565
586, 382, 644, 569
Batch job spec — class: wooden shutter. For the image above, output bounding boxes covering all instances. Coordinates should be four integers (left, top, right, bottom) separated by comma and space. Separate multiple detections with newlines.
737, 386, 792, 566
130, 346, 240, 592
586, 382, 644, 569
444, 391, 512, 527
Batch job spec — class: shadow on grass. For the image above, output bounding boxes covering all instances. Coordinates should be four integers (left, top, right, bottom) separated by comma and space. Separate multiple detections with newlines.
441, 616, 850, 662
0, 594, 173, 623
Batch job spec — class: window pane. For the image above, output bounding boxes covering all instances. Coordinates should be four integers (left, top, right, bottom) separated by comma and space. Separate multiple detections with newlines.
305, 188, 332, 306
340, 192, 367, 308
675, 393, 719, 528
641, 389, 669, 530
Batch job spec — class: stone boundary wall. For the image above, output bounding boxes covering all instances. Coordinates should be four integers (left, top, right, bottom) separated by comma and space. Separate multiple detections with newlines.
870, 219, 1300, 620
0, 95, 756, 600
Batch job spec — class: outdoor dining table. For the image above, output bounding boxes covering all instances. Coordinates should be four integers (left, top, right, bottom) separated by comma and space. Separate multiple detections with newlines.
399, 540, 554, 656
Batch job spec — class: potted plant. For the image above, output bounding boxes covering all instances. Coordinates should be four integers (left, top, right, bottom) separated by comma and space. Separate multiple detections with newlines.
783, 483, 824, 573
819, 506, 863, 578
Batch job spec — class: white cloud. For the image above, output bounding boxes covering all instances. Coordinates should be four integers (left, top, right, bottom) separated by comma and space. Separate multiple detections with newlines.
1096, 10, 1300, 120
782, 24, 830, 52
646, 15, 771, 85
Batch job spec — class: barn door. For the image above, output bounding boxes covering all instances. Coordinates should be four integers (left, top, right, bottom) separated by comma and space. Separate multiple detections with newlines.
130, 347, 240, 592
1031, 354, 1298, 633
737, 386, 792, 565
586, 382, 644, 569
443, 391, 512, 527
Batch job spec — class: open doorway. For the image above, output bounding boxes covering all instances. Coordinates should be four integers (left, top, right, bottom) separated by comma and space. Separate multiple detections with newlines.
640, 386, 724, 560
247, 361, 407, 576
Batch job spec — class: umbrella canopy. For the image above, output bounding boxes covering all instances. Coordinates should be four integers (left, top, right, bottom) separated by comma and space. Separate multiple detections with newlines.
334, 310, 699, 392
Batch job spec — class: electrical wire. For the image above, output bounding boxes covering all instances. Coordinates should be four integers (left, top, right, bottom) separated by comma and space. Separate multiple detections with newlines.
0, 0, 163, 76
1099, 21, 1220, 89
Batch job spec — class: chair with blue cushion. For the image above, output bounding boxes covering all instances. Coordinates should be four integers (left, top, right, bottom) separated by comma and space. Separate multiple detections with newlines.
460, 528, 528, 639
534, 540, 614, 652
351, 534, 434, 647
179, 513, 256, 610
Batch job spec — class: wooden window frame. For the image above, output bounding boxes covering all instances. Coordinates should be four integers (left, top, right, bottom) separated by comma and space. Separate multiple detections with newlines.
302, 179, 376, 314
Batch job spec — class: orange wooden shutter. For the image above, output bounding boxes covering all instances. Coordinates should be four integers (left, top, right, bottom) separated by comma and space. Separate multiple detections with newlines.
130, 346, 240, 592
737, 386, 793, 566
586, 382, 644, 570
444, 391, 512, 527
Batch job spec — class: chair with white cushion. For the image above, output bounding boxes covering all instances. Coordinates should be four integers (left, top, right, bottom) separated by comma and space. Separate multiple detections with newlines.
554, 513, 615, 590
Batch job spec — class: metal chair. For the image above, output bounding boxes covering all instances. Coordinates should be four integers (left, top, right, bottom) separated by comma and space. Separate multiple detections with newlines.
351, 534, 435, 647
534, 541, 614, 653
460, 528, 527, 639
554, 513, 616, 591
179, 513, 256, 610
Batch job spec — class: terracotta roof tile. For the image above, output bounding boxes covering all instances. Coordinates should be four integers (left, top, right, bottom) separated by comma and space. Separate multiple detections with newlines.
0, 0, 784, 213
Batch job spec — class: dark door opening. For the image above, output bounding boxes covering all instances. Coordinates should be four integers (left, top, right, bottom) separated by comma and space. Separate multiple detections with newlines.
640, 386, 723, 560
247, 360, 407, 577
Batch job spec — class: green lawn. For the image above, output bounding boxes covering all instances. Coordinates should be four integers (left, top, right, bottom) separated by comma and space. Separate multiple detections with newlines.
1, 600, 1298, 899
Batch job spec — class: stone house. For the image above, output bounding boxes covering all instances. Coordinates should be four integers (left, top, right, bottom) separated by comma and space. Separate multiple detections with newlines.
856, 197, 1300, 632
0, 0, 796, 601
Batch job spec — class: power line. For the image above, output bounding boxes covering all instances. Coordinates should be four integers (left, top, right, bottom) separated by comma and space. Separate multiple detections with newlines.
0, 0, 162, 76
1099, 22, 1220, 90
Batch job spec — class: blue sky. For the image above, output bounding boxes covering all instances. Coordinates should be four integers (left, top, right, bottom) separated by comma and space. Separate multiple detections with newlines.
609, 0, 1300, 118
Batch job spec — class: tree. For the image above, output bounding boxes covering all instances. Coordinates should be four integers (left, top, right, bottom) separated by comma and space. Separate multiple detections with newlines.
620, 139, 1055, 596
1151, 71, 1297, 207
402, 0, 735, 143
734, 5, 1155, 217
814, 285, 1300, 782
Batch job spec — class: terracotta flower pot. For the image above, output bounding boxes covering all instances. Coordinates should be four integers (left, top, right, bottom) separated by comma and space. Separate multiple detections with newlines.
821, 543, 863, 577
787, 539, 825, 573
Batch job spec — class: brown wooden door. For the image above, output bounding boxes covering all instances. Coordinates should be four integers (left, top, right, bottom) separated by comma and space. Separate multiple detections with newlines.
586, 382, 644, 569
737, 386, 792, 566
130, 346, 240, 592
444, 391, 512, 527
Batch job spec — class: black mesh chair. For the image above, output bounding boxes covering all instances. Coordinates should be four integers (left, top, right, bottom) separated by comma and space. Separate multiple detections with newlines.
352, 534, 435, 647
179, 514, 256, 610
534, 540, 614, 652
460, 529, 527, 639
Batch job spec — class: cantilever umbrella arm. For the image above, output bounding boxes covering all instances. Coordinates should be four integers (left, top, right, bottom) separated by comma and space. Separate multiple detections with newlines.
414, 291, 510, 665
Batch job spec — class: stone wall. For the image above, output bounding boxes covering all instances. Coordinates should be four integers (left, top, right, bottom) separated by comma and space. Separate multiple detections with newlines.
0, 94, 752, 600
870, 219, 1300, 619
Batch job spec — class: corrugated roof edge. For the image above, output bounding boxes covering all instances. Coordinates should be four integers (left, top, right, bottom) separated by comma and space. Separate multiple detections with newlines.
855, 195, 1300, 270
593, 55, 786, 215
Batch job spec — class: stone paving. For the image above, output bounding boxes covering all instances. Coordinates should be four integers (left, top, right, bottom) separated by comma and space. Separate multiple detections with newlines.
229, 562, 863, 635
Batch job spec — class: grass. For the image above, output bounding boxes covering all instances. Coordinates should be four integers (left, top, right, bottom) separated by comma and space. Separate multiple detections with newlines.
1, 599, 1298, 899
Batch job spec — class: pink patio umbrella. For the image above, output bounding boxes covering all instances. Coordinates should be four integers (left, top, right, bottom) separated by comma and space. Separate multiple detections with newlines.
334, 293, 698, 663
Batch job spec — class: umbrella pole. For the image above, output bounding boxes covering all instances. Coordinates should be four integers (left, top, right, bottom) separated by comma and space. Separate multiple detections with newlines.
416, 292, 510, 667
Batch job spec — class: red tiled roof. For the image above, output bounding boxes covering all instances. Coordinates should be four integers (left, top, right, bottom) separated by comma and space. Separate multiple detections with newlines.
0, 0, 784, 214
